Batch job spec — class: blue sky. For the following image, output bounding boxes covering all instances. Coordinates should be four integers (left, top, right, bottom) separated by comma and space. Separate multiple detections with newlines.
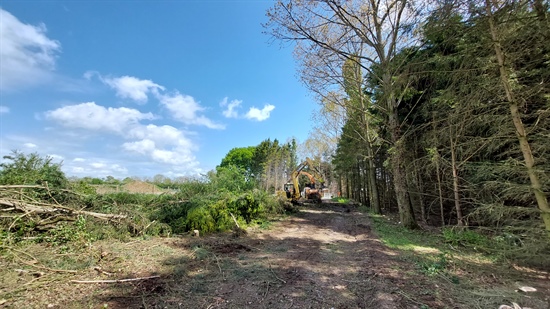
0, 1, 317, 179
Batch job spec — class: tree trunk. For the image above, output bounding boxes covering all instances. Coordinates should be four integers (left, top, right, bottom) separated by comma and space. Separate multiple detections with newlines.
450, 128, 464, 226
338, 174, 342, 198
380, 162, 389, 212
346, 172, 351, 199
365, 129, 381, 213
275, 159, 280, 193
412, 158, 426, 223
385, 71, 418, 229
362, 159, 370, 208
435, 149, 445, 227
485, 0, 550, 234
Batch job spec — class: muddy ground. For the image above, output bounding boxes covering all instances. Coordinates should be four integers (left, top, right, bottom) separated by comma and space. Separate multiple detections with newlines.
2, 202, 548, 309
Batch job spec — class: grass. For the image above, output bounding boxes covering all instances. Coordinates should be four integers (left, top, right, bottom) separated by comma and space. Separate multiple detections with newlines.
332, 197, 349, 204
368, 212, 441, 251
366, 211, 549, 309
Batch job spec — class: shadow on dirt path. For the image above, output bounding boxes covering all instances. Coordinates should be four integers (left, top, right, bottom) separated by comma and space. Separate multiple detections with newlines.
5, 203, 549, 308
93, 203, 441, 309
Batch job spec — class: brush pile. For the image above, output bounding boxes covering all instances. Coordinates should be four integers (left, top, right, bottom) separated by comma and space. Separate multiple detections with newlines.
0, 184, 125, 233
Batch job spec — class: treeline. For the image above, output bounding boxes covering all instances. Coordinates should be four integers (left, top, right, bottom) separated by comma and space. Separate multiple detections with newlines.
267, 0, 550, 242
219, 138, 299, 192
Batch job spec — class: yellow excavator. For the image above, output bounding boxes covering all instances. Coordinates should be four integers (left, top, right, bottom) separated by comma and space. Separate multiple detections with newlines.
283, 157, 325, 204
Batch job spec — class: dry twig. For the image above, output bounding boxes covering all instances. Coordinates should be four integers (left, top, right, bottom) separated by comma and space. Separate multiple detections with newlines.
268, 264, 286, 284
70, 275, 160, 284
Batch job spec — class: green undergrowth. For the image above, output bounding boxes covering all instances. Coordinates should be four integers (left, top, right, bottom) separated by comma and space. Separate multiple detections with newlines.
368, 213, 441, 251
367, 212, 490, 283
1, 189, 284, 250
152, 189, 283, 234
1, 154, 286, 248
332, 197, 349, 204
367, 211, 550, 308
368, 211, 550, 268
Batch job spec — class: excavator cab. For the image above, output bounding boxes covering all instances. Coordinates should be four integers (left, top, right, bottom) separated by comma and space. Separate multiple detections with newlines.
281, 157, 326, 204
284, 183, 295, 199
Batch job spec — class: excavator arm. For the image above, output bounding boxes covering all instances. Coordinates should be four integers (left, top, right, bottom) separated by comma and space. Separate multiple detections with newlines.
283, 157, 325, 203
299, 171, 316, 187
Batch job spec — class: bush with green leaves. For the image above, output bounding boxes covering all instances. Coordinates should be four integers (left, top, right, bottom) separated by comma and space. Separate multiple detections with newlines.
0, 151, 71, 203
0, 151, 68, 188
0, 151, 285, 242
209, 165, 255, 193
442, 227, 489, 248
152, 189, 283, 234
153, 196, 200, 233
417, 253, 449, 276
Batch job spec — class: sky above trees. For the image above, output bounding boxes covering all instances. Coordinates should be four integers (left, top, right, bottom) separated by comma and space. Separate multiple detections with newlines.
0, 1, 316, 178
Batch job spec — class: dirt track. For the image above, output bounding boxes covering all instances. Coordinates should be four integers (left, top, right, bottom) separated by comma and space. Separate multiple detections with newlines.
4, 203, 549, 308
100, 203, 441, 309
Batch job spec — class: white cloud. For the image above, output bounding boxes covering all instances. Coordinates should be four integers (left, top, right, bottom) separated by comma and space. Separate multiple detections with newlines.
151, 148, 196, 165
69, 161, 128, 177
23, 142, 37, 148
245, 104, 275, 121
122, 124, 197, 165
103, 76, 164, 103
220, 97, 242, 118
157, 91, 225, 129
0, 106, 9, 114
71, 166, 85, 174
82, 71, 97, 80
0, 9, 60, 91
45, 102, 155, 133
127, 124, 189, 146
45, 102, 200, 168
48, 154, 64, 161
90, 162, 106, 169
91, 73, 224, 129
122, 139, 156, 155
219, 98, 274, 122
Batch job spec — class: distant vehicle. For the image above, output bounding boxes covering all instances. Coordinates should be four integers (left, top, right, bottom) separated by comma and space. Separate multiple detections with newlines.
281, 157, 325, 204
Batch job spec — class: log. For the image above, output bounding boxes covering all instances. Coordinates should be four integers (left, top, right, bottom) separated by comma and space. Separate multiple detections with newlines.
0, 199, 126, 220
0, 185, 47, 189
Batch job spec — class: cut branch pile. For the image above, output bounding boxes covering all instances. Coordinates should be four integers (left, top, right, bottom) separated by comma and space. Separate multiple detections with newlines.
0, 185, 126, 232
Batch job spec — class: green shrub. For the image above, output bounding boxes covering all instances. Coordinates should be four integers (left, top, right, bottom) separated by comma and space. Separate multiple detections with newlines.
251, 189, 284, 214
0, 151, 68, 188
0, 151, 73, 204
442, 227, 488, 247
331, 197, 349, 204
186, 206, 217, 233
42, 216, 94, 246
152, 197, 196, 233
418, 253, 448, 276
70, 180, 97, 195
177, 180, 211, 198
152, 189, 280, 235
228, 193, 262, 223
209, 165, 254, 193
183, 194, 240, 233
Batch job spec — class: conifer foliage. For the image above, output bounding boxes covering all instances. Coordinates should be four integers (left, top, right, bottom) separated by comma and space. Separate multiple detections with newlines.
266, 0, 550, 244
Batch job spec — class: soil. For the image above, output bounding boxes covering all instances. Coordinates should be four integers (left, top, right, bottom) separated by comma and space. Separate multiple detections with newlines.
1, 202, 548, 309
93, 181, 166, 194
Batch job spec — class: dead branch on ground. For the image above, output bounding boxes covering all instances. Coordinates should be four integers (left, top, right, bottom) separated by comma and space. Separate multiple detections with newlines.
70, 275, 160, 284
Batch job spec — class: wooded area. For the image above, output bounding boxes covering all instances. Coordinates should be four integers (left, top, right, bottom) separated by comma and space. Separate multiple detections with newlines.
265, 0, 550, 251
2, 1, 549, 307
